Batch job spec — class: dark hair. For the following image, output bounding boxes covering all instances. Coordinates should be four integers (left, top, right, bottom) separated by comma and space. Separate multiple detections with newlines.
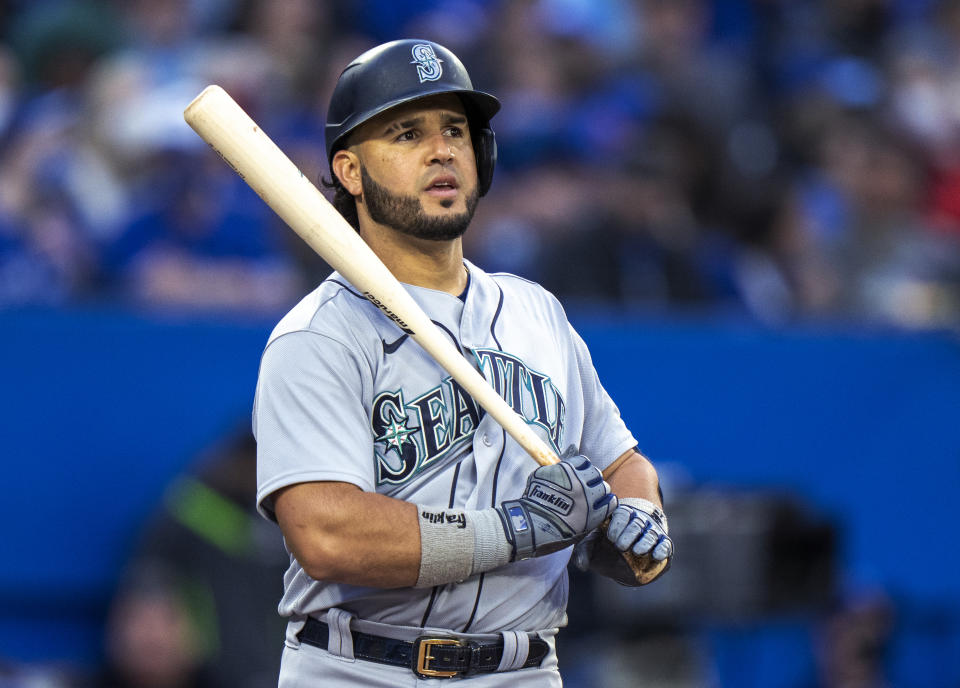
321, 174, 359, 232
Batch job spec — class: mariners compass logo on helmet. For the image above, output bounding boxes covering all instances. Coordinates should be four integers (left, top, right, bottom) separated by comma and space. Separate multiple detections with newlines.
411, 43, 443, 82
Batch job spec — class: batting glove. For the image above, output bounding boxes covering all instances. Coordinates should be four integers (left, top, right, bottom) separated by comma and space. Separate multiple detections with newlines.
497, 455, 617, 561
573, 497, 673, 586
606, 497, 673, 560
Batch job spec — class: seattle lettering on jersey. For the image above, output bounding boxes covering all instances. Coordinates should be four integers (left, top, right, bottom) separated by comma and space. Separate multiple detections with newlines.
371, 349, 566, 486
474, 348, 566, 450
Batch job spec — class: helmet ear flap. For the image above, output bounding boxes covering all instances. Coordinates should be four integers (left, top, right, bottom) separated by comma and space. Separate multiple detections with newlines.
475, 127, 497, 196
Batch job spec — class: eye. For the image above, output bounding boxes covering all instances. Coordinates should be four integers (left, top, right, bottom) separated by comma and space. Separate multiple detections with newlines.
395, 129, 417, 142
445, 126, 465, 138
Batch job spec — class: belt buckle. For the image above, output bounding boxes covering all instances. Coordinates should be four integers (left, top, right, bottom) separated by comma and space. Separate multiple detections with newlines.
413, 636, 464, 679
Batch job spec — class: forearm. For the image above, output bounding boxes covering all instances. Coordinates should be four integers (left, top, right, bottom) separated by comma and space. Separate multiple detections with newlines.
274, 482, 512, 590
275, 482, 421, 588
273, 455, 616, 590
605, 449, 663, 508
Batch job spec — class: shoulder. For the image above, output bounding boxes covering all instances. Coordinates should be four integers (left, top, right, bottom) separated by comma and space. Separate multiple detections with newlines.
256, 278, 381, 393
267, 276, 371, 343
263, 276, 382, 364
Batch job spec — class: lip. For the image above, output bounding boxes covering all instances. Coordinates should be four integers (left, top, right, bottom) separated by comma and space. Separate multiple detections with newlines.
424, 175, 459, 197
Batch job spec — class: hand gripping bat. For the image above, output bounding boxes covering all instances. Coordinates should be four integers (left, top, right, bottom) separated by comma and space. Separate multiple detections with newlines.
184, 85, 667, 584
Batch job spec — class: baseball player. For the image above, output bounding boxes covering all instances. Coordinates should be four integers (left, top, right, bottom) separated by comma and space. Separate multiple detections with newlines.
253, 39, 673, 686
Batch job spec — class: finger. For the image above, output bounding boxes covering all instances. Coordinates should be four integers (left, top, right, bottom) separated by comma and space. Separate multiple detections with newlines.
651, 535, 673, 561
603, 491, 618, 517
606, 505, 631, 540
570, 455, 594, 474
593, 492, 616, 510
579, 463, 603, 488
583, 470, 604, 491
631, 526, 659, 556
614, 514, 646, 551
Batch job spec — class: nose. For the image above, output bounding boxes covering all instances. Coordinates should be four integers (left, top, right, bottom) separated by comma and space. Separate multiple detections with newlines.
426, 132, 455, 165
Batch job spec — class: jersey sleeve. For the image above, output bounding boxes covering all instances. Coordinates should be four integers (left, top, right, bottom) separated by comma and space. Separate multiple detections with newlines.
567, 323, 638, 472
253, 329, 375, 521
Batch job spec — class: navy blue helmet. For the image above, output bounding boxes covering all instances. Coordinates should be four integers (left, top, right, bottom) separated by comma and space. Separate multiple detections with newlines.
325, 39, 500, 195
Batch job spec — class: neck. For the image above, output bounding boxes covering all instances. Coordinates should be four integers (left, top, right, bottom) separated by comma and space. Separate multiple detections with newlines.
359, 222, 468, 296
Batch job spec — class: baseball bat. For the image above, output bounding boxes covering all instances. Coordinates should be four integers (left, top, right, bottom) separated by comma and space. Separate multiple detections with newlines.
184, 85, 666, 582
184, 84, 558, 467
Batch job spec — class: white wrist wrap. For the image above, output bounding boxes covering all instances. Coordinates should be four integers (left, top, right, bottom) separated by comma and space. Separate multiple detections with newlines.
415, 506, 512, 589
621, 497, 669, 534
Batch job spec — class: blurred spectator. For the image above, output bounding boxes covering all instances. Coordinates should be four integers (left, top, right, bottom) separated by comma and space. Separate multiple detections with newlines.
0, 0, 958, 322
97, 146, 303, 312
89, 564, 222, 688
5, 0, 121, 90
772, 111, 960, 326
0, 89, 100, 304
76, 3, 305, 312
798, 590, 895, 688
630, 0, 757, 138
1, 3, 959, 685
227, 0, 334, 110
91, 430, 288, 688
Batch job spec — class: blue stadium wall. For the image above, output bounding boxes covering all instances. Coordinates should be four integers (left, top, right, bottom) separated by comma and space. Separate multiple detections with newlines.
1, 306, 958, 686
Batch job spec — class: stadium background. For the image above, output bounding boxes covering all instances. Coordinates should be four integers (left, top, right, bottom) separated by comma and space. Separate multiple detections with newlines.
1, 1, 959, 686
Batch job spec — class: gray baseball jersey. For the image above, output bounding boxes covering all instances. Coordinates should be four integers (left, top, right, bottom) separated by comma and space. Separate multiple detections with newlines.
253, 259, 636, 635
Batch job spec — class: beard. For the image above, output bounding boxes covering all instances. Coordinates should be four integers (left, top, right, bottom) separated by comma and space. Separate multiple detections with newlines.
360, 165, 479, 241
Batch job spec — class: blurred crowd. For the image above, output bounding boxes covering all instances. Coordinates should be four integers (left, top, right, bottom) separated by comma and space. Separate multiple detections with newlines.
6, 3, 956, 686
2, 0, 960, 327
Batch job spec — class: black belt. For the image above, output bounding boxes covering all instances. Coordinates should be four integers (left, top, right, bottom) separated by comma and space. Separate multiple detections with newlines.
297, 616, 549, 679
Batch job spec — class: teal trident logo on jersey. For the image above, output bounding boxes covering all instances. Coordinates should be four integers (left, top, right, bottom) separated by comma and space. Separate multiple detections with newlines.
371, 350, 566, 486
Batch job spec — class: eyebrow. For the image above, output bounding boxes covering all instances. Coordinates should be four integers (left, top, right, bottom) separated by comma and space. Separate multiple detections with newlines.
383, 112, 468, 135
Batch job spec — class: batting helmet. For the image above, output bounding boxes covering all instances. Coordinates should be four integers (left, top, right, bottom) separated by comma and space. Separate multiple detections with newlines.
325, 39, 501, 196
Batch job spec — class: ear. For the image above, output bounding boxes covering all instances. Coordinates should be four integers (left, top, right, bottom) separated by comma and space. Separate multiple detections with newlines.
331, 149, 363, 196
